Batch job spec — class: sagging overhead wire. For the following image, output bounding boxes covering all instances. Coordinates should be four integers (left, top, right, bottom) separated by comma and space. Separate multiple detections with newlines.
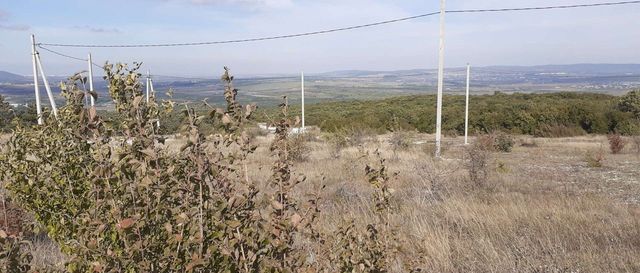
37, 45, 103, 68
35, 1, 640, 49
34, 0, 640, 67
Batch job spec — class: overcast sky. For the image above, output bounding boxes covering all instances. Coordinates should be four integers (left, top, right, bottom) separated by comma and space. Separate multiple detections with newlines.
0, 0, 639, 77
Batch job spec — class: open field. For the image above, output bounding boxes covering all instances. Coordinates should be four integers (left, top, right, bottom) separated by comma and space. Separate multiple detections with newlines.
273, 133, 640, 272
15, 132, 640, 272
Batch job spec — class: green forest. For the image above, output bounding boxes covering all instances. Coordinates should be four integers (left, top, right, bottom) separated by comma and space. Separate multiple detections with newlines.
262, 91, 640, 137
2, 91, 639, 137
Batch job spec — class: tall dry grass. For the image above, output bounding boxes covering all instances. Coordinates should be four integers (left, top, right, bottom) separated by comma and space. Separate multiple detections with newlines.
249, 133, 640, 272
3, 132, 640, 272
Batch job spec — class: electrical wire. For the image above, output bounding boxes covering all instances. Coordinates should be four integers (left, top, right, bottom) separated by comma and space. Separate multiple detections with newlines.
39, 12, 440, 48
447, 0, 640, 13
36, 0, 640, 48
37, 45, 103, 67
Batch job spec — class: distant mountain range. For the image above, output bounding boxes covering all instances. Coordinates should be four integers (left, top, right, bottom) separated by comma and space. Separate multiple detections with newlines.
3, 63, 640, 83
0, 71, 29, 83
1, 63, 639, 106
316, 64, 640, 78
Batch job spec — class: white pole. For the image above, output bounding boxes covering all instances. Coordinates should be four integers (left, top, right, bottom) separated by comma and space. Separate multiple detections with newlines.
35, 52, 58, 118
301, 71, 305, 132
149, 78, 160, 127
30, 34, 43, 125
149, 78, 155, 100
464, 63, 470, 145
88, 53, 95, 106
435, 0, 446, 157
146, 70, 150, 103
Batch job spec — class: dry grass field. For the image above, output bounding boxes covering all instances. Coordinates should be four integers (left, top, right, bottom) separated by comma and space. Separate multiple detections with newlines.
11, 132, 640, 272
246, 132, 640, 272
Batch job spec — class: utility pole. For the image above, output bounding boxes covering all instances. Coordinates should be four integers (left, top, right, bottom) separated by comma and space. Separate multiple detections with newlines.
435, 0, 446, 157
146, 70, 151, 103
465, 63, 470, 145
301, 71, 305, 132
30, 34, 43, 125
35, 50, 58, 118
149, 76, 160, 128
88, 53, 95, 106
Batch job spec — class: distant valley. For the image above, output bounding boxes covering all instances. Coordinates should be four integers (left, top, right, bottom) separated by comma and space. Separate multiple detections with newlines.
1, 63, 639, 107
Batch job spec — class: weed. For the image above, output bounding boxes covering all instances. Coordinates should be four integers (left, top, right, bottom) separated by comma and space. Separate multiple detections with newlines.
608, 133, 626, 154
287, 134, 312, 162
465, 143, 490, 187
585, 146, 606, 168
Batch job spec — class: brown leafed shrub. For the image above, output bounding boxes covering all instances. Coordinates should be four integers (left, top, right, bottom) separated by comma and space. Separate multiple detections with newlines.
0, 66, 315, 272
465, 143, 490, 187
0, 65, 439, 272
475, 132, 514, 152
608, 133, 626, 154
475, 134, 496, 151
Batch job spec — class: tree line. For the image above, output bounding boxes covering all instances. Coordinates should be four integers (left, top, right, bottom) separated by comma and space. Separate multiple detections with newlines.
266, 91, 640, 137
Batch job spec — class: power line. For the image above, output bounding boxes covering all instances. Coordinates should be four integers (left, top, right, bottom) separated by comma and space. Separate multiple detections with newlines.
447, 0, 640, 13
37, 45, 102, 68
39, 12, 440, 48
36, 1, 640, 48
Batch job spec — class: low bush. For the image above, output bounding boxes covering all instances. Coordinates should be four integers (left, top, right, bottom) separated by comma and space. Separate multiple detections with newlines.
585, 148, 606, 168
287, 134, 311, 162
493, 132, 514, 152
608, 133, 626, 154
389, 131, 412, 154
465, 143, 490, 187
475, 132, 514, 152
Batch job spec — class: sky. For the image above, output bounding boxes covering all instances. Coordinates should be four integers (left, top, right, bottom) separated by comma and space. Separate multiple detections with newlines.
0, 0, 639, 77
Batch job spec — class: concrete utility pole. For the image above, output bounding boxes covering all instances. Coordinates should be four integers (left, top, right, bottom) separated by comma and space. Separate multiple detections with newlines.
35, 51, 58, 118
146, 70, 151, 103
301, 71, 305, 132
30, 34, 43, 125
465, 63, 470, 145
88, 53, 95, 106
435, 0, 446, 157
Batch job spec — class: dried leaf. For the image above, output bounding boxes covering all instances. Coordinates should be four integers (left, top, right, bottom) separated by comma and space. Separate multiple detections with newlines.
117, 218, 135, 230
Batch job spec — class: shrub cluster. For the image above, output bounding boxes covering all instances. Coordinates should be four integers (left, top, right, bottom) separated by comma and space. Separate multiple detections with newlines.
259, 91, 640, 137
0, 65, 413, 272
608, 133, 627, 154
